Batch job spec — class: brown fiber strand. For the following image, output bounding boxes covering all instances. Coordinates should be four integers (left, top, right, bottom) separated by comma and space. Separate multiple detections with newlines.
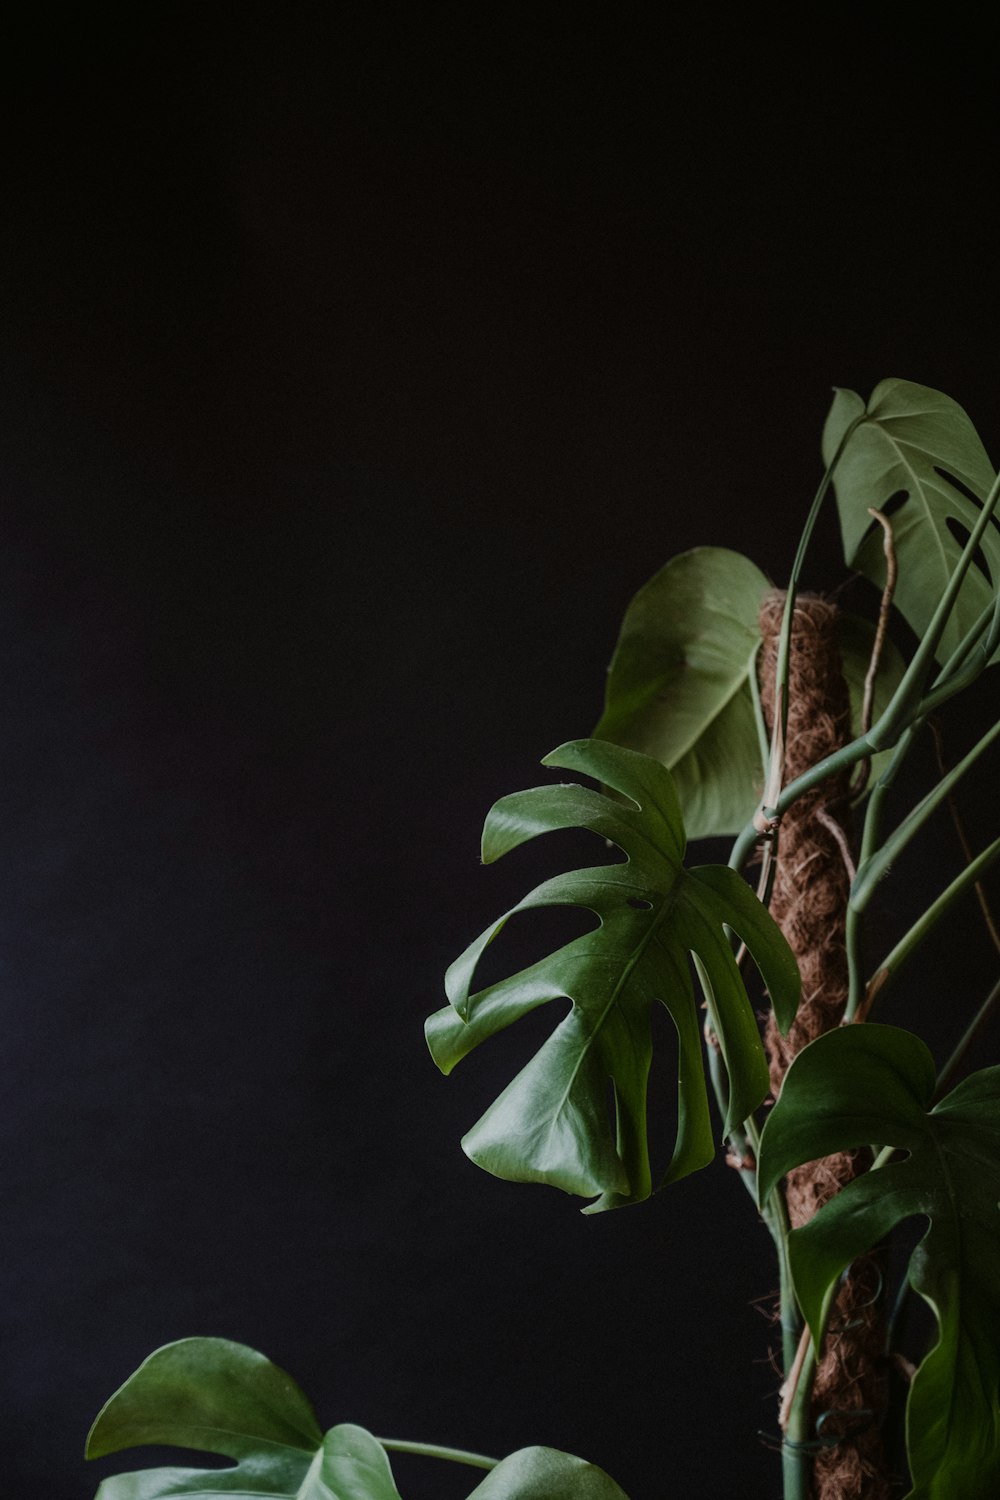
758, 592, 891, 1500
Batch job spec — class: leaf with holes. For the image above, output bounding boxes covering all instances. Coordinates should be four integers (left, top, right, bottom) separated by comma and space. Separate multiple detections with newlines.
86, 1337, 402, 1500
823, 379, 1000, 665
592, 547, 906, 835
757, 1026, 1000, 1500
426, 738, 799, 1212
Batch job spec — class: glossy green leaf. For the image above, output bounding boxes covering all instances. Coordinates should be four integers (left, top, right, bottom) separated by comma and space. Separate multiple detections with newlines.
466, 1446, 630, 1499
758, 1026, 1000, 1499
823, 379, 1000, 665
427, 738, 799, 1211
593, 547, 770, 838
87, 1338, 402, 1500
86, 1340, 635, 1500
593, 548, 905, 837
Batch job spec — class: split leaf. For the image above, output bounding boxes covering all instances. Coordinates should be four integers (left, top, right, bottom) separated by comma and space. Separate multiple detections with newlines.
823, 379, 1000, 665
427, 739, 799, 1212
757, 1025, 1000, 1499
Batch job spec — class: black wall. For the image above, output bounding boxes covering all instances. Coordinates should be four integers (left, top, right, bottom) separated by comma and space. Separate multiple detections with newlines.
2, 9, 998, 1497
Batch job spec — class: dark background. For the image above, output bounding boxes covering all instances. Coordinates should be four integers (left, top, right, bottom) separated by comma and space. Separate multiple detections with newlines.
2, 8, 998, 1497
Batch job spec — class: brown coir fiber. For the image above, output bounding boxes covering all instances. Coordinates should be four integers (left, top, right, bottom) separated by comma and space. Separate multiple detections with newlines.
758, 592, 890, 1500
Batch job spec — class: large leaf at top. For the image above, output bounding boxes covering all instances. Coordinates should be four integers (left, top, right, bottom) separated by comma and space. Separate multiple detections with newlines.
823, 379, 1000, 665
757, 1026, 1000, 1500
466, 1447, 630, 1499
87, 1338, 402, 1500
593, 546, 906, 836
87, 1340, 634, 1500
426, 738, 799, 1212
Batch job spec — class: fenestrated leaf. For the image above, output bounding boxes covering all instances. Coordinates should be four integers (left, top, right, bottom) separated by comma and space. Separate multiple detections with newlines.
87, 1338, 403, 1500
594, 547, 771, 838
426, 739, 800, 1212
757, 1025, 1000, 1500
823, 380, 1000, 665
465, 1446, 631, 1499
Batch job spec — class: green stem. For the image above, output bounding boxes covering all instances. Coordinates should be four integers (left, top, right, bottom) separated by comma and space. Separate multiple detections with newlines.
748, 639, 771, 777
738, 1104, 800, 1388
782, 1337, 818, 1500
844, 770, 894, 1020
844, 901, 864, 1023
866, 466, 1000, 749
851, 716, 1000, 914
931, 975, 1000, 1105
893, 594, 998, 732
864, 837, 1000, 1010
760, 415, 866, 819
704, 988, 796, 1355
705, 1023, 758, 1203
376, 1439, 500, 1471
731, 729, 877, 871
914, 615, 1000, 718
789, 416, 865, 594
928, 594, 997, 685
778, 1247, 802, 1377
731, 472, 1000, 879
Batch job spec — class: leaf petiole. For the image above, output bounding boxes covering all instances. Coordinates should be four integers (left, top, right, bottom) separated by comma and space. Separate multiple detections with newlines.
867, 465, 1000, 748
931, 975, 1000, 1105
860, 837, 1000, 1018
376, 1438, 500, 1470
758, 413, 866, 829
781, 1329, 819, 1500
850, 716, 1000, 914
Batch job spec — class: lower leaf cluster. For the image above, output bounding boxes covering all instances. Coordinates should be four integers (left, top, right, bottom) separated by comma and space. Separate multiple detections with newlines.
86, 1338, 633, 1500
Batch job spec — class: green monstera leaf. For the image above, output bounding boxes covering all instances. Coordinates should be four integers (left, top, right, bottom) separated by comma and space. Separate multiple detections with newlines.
593, 547, 771, 839
466, 1447, 630, 1499
427, 738, 799, 1212
87, 1339, 632, 1500
823, 379, 1000, 666
87, 1338, 402, 1500
593, 547, 906, 838
757, 1026, 1000, 1500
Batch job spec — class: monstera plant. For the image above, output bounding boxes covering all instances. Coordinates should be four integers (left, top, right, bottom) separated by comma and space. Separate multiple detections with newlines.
87, 381, 1000, 1499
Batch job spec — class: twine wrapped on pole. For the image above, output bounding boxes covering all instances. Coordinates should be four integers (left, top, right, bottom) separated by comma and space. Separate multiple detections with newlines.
758, 591, 890, 1500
